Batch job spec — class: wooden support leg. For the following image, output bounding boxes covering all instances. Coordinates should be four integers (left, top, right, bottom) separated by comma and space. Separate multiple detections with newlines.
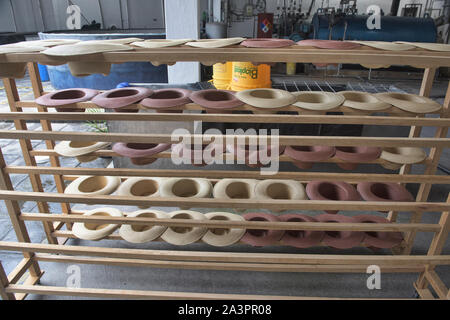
2, 77, 58, 245
0, 262, 16, 300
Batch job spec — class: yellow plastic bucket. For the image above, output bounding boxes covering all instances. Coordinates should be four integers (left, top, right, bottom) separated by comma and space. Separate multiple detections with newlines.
212, 62, 232, 89
230, 62, 271, 91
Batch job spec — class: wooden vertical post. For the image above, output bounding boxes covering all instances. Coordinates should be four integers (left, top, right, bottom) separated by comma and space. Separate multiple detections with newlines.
0, 262, 15, 300
2, 77, 57, 245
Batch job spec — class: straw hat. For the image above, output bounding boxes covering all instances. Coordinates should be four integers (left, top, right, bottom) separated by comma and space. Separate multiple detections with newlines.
0, 45, 46, 78
185, 38, 245, 48
160, 210, 208, 245
292, 91, 344, 111
395, 41, 450, 52
141, 88, 192, 112
334, 146, 381, 170
131, 39, 192, 48
316, 214, 364, 249
36, 88, 99, 112
255, 179, 307, 201
235, 88, 296, 109
241, 38, 295, 48
357, 182, 414, 203
213, 179, 257, 200
380, 147, 427, 170
350, 41, 415, 51
64, 175, 121, 195
189, 89, 244, 111
241, 212, 284, 247
375, 92, 442, 114
202, 212, 246, 246
13, 39, 80, 47
116, 177, 163, 209
306, 180, 360, 214
54, 141, 110, 163
279, 214, 324, 248
284, 145, 336, 169
92, 87, 153, 110
353, 215, 403, 249
337, 91, 391, 111
160, 178, 212, 209
42, 42, 133, 76
119, 209, 169, 243
72, 207, 123, 241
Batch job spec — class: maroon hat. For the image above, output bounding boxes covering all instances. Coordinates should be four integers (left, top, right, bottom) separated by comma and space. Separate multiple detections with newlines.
353, 214, 403, 249
284, 146, 336, 169
316, 214, 364, 249
335, 146, 382, 170
296, 40, 361, 50
112, 142, 171, 166
190, 89, 244, 113
241, 212, 285, 247
279, 214, 324, 248
357, 182, 414, 203
92, 87, 153, 112
306, 181, 360, 214
36, 88, 99, 112
241, 38, 295, 48
141, 88, 192, 113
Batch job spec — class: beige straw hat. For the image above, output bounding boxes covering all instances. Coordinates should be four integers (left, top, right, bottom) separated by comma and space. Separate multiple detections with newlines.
380, 147, 427, 170
160, 178, 212, 199
395, 41, 450, 52
213, 179, 258, 200
202, 212, 246, 247
54, 141, 110, 162
83, 38, 143, 45
72, 207, 123, 241
185, 37, 245, 48
292, 91, 344, 111
131, 39, 192, 48
375, 92, 442, 114
0, 44, 46, 78
337, 91, 391, 111
160, 210, 208, 245
119, 209, 169, 243
255, 179, 307, 201
64, 175, 121, 195
236, 88, 296, 109
116, 177, 164, 209
13, 39, 80, 47
350, 41, 415, 51
42, 42, 133, 76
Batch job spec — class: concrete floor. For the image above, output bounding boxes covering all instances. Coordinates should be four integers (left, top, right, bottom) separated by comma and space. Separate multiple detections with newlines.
0, 73, 449, 299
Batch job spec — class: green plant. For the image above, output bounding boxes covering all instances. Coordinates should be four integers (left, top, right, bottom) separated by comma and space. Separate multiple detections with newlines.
85, 108, 108, 133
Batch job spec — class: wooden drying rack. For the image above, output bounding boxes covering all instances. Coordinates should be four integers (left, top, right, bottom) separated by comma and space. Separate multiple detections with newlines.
0, 46, 449, 300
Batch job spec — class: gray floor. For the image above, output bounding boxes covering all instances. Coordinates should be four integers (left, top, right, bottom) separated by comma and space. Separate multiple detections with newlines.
0, 73, 449, 299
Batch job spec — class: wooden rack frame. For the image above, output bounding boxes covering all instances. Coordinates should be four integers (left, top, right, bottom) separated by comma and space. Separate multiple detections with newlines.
0, 47, 449, 299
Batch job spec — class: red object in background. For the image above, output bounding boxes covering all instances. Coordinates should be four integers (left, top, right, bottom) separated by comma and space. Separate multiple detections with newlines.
257, 13, 273, 38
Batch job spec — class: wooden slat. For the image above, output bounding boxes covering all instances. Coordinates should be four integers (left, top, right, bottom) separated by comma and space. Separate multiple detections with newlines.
0, 262, 15, 300
7, 258, 34, 284
13, 271, 44, 301
425, 270, 449, 299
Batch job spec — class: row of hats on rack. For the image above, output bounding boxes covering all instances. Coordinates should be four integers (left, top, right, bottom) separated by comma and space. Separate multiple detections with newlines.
73, 207, 403, 250
55, 139, 427, 171
64, 176, 414, 214
1, 37, 449, 77
36, 87, 443, 114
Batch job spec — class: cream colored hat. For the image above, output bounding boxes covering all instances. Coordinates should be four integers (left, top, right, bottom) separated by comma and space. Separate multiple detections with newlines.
131, 39, 192, 48
42, 42, 133, 77
255, 179, 307, 201
83, 38, 143, 45
186, 37, 245, 48
64, 175, 121, 195
350, 41, 415, 51
116, 177, 163, 209
202, 212, 246, 247
54, 141, 110, 163
213, 179, 258, 211
72, 207, 123, 241
380, 147, 427, 170
119, 209, 169, 243
292, 91, 344, 111
337, 91, 391, 111
375, 92, 442, 114
13, 39, 80, 47
160, 210, 208, 245
160, 178, 212, 198
395, 41, 450, 52
0, 45, 46, 78
235, 88, 296, 109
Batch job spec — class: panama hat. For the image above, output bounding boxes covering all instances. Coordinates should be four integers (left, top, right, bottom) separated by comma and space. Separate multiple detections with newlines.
241, 212, 284, 247
42, 42, 133, 76
395, 41, 450, 52
189, 89, 244, 113
72, 207, 123, 241
279, 214, 324, 248
335, 146, 381, 170
36, 88, 99, 112
131, 39, 192, 48
316, 214, 364, 249
306, 181, 360, 214
13, 39, 80, 47
54, 141, 110, 162
255, 179, 307, 201
141, 88, 192, 112
202, 212, 246, 246
241, 38, 295, 48
357, 182, 414, 203
350, 41, 415, 51
119, 209, 169, 243
186, 37, 245, 48
0, 44, 46, 78
82, 38, 142, 45
64, 175, 121, 195
284, 145, 336, 169
160, 210, 208, 245
337, 91, 391, 112
296, 39, 361, 49
160, 178, 212, 204
375, 92, 442, 114
353, 215, 403, 249
112, 142, 171, 165
92, 87, 153, 112
235, 88, 296, 109
292, 91, 344, 111
213, 179, 258, 211
116, 177, 164, 209
380, 147, 427, 170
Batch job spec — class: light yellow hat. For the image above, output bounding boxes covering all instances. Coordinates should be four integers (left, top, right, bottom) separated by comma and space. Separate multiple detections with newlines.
375, 92, 442, 114
54, 141, 110, 162
160, 210, 208, 245
119, 209, 169, 243
72, 207, 123, 241
202, 212, 246, 247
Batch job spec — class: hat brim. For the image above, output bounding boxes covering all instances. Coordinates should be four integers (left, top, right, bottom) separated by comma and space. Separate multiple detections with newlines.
202, 212, 246, 246
236, 89, 296, 108
119, 209, 169, 243
160, 210, 208, 245
72, 207, 123, 241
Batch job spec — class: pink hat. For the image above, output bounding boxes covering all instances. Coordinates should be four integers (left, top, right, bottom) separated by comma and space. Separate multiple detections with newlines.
141, 88, 192, 113
241, 38, 295, 48
316, 214, 364, 249
92, 87, 153, 112
335, 146, 381, 170
306, 181, 360, 214
112, 142, 171, 165
353, 214, 403, 249
284, 146, 336, 169
241, 212, 284, 247
279, 214, 324, 248
296, 40, 361, 50
190, 89, 244, 113
36, 88, 99, 112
